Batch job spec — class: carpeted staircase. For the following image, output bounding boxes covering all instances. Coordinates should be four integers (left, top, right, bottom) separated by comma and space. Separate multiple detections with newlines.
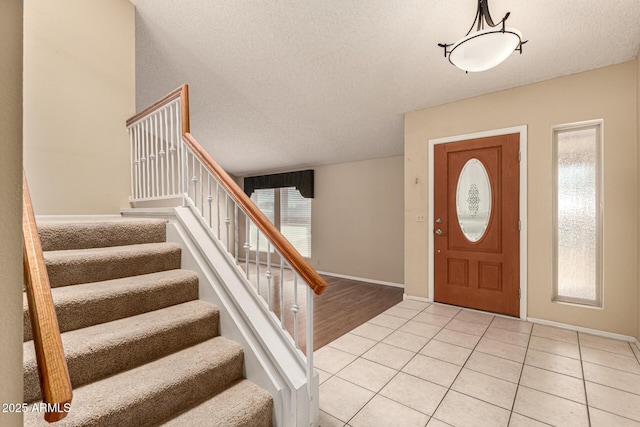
23, 218, 273, 427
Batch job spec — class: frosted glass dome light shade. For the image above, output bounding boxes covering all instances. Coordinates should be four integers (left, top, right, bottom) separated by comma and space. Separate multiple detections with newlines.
448, 27, 523, 72
437, 0, 527, 73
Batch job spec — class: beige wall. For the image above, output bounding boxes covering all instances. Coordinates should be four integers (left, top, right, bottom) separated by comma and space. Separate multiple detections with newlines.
0, 0, 24, 424
405, 62, 638, 336
243, 156, 405, 285
23, 0, 135, 215
310, 157, 404, 284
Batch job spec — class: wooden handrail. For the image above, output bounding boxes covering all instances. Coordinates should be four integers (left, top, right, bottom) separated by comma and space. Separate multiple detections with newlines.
125, 84, 190, 131
125, 84, 327, 296
23, 173, 73, 422
183, 133, 327, 296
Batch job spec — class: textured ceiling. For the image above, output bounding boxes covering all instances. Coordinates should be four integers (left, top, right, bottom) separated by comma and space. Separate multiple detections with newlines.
132, 0, 640, 176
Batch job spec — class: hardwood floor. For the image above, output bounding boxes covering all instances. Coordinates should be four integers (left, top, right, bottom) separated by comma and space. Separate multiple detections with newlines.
249, 267, 403, 352
312, 275, 404, 350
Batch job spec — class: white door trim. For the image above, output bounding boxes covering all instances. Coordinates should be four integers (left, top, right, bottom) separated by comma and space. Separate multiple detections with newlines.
428, 126, 528, 319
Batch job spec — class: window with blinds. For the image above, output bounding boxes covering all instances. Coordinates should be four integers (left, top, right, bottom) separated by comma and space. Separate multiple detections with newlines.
249, 189, 275, 252
280, 187, 311, 257
249, 187, 311, 257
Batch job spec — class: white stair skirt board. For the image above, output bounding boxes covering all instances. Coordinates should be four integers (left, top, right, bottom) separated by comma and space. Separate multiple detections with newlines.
122, 207, 319, 427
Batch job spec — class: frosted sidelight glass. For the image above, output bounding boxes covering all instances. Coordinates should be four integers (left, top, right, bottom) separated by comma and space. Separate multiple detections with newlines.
553, 124, 602, 305
456, 158, 492, 242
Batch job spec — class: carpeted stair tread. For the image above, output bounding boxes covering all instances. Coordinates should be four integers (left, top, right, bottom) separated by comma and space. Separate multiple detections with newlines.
38, 218, 168, 251
24, 217, 274, 426
160, 379, 273, 427
23, 337, 244, 427
45, 242, 182, 288
23, 269, 199, 342
24, 300, 220, 403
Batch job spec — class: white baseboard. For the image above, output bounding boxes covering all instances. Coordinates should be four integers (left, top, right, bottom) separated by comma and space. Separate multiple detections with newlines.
403, 294, 432, 303
527, 316, 637, 343
317, 271, 404, 288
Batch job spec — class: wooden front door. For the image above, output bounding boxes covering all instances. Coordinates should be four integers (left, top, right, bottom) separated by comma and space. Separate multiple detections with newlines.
434, 133, 520, 317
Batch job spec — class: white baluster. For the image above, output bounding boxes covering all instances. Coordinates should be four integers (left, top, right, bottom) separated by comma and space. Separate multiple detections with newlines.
147, 117, 152, 198
142, 120, 148, 199
207, 175, 213, 228
200, 163, 204, 216
293, 273, 299, 348
256, 227, 260, 294
159, 108, 166, 197
234, 205, 239, 263
181, 141, 188, 206
176, 102, 183, 198
169, 103, 176, 194
225, 194, 231, 251
306, 286, 314, 400
129, 128, 134, 200
244, 216, 250, 279
134, 125, 141, 200
280, 260, 285, 328
191, 154, 197, 205
266, 242, 272, 309
216, 183, 221, 239
152, 113, 158, 197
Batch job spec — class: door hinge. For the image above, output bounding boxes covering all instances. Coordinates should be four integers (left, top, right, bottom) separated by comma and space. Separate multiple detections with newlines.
519, 288, 521, 299
518, 220, 521, 231
518, 151, 521, 162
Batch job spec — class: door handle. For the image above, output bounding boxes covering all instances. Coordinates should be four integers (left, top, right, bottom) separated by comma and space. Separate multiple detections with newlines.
435, 228, 445, 235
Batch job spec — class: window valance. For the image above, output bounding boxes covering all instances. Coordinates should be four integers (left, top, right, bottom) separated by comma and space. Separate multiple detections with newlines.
243, 170, 314, 198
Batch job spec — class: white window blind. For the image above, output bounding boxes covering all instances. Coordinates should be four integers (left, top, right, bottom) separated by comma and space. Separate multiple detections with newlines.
249, 187, 312, 257
250, 189, 275, 252
281, 187, 311, 257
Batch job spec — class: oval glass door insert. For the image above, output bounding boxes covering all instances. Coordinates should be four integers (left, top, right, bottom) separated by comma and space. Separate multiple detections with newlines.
456, 158, 492, 242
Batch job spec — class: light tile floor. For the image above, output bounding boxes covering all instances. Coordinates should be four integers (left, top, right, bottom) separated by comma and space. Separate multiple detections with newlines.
314, 300, 640, 427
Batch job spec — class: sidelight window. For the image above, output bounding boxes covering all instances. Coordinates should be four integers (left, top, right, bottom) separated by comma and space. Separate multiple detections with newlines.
552, 121, 603, 307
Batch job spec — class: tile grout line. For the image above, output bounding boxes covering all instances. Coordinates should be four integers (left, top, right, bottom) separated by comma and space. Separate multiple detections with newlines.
322, 301, 640, 426
353, 303, 493, 425
425, 308, 498, 425
506, 317, 533, 426
341, 302, 437, 426
416, 306, 464, 425
577, 332, 592, 427
317, 304, 421, 425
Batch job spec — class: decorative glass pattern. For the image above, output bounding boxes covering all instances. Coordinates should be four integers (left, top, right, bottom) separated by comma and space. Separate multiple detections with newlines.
456, 158, 492, 242
554, 125, 602, 305
467, 184, 481, 216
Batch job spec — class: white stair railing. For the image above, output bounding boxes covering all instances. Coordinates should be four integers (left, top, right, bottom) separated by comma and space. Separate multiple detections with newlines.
126, 85, 326, 426
127, 91, 184, 201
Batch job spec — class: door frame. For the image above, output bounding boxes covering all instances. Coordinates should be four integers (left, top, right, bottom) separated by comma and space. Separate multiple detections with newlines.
428, 125, 528, 319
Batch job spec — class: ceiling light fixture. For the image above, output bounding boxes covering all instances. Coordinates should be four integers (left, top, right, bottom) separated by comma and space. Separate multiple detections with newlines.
438, 0, 527, 73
